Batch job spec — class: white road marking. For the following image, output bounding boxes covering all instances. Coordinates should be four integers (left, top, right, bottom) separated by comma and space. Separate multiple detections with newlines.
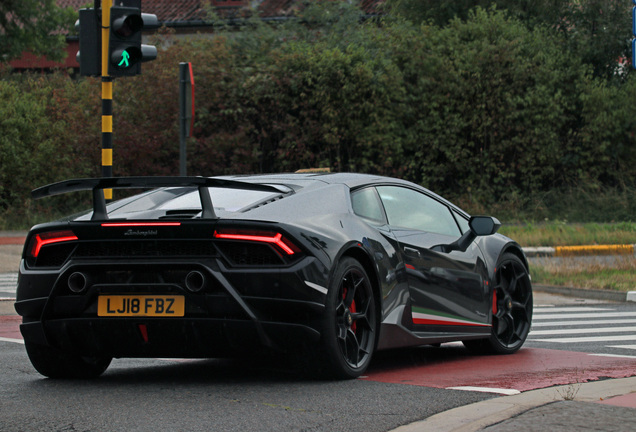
607, 345, 636, 350
446, 386, 521, 395
530, 326, 636, 336
533, 312, 636, 320
533, 335, 636, 343
534, 307, 612, 313
589, 353, 636, 359
532, 319, 636, 327
0, 337, 23, 345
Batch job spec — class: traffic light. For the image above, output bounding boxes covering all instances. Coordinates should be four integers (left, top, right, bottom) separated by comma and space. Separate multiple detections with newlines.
108, 0, 159, 77
76, 8, 101, 77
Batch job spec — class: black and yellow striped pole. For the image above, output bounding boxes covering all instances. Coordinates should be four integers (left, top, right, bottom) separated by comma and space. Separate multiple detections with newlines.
77, 1, 158, 202
101, 0, 113, 201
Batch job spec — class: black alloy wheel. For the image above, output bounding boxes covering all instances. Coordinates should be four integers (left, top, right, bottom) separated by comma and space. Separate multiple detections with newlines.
464, 253, 533, 354
320, 257, 377, 379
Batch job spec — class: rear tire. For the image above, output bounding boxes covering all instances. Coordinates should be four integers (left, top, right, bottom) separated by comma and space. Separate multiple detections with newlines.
25, 342, 111, 379
463, 253, 532, 354
318, 257, 377, 379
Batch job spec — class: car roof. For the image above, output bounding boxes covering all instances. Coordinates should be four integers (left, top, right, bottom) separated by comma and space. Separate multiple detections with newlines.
220, 172, 412, 190
219, 172, 467, 218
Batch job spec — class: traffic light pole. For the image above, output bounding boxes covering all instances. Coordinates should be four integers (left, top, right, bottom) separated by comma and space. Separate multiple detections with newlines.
101, 1, 113, 200
77, 0, 158, 201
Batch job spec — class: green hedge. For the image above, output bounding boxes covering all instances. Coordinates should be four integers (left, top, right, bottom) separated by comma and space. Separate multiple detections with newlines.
1, 5, 635, 226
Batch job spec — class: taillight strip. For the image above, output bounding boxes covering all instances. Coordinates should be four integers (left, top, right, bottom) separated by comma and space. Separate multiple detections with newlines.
213, 230, 297, 255
31, 231, 79, 257
101, 222, 182, 227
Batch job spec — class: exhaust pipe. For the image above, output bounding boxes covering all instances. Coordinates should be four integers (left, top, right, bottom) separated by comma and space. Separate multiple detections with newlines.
68, 272, 88, 293
185, 271, 205, 293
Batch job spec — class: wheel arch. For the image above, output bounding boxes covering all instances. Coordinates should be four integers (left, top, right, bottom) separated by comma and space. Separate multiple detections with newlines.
501, 244, 530, 273
338, 245, 382, 345
479, 235, 530, 279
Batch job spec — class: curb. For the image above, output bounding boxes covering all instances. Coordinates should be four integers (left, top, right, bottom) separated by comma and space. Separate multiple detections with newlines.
0, 235, 26, 246
391, 376, 636, 432
0, 238, 25, 246
524, 244, 636, 257
534, 284, 636, 303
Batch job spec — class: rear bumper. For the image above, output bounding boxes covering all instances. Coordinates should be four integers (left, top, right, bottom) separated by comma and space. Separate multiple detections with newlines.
20, 317, 320, 358
16, 255, 329, 357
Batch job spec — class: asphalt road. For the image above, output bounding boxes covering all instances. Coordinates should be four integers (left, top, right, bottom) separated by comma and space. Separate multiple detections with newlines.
0, 340, 493, 432
2, 240, 635, 431
3, 297, 636, 431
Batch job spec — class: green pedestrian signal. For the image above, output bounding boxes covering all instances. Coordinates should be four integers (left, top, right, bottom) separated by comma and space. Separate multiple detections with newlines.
118, 50, 131, 68
107, 0, 159, 77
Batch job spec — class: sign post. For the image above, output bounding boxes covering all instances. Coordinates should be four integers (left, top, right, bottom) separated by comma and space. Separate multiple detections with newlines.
179, 62, 195, 176
102, 0, 113, 200
632, 1, 636, 69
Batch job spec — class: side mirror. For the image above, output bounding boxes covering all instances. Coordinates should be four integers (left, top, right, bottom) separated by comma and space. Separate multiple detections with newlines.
432, 216, 501, 254
469, 216, 501, 236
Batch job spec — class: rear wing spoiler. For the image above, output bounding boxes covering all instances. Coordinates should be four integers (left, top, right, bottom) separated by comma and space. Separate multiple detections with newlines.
32, 176, 281, 221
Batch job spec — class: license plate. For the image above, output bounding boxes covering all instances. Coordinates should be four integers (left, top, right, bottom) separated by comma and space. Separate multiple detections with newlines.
97, 295, 185, 317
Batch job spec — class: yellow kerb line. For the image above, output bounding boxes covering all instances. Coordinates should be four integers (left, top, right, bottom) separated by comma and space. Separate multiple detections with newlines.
555, 245, 635, 257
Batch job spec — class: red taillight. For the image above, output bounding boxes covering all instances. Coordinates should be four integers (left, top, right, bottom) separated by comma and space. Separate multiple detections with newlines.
29, 230, 78, 257
213, 229, 300, 255
101, 222, 181, 227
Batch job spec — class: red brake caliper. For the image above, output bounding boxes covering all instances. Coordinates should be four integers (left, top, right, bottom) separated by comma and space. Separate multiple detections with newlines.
343, 288, 357, 332
492, 288, 498, 316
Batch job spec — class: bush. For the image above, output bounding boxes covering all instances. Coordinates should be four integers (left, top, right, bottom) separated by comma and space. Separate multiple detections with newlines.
1, 4, 635, 228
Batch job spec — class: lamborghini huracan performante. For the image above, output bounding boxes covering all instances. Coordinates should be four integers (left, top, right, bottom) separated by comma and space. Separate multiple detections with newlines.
15, 173, 533, 379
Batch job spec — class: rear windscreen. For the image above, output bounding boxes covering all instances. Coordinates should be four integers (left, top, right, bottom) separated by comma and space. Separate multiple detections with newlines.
107, 187, 283, 215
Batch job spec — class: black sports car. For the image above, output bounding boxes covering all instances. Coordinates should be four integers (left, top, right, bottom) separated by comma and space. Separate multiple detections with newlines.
15, 173, 533, 379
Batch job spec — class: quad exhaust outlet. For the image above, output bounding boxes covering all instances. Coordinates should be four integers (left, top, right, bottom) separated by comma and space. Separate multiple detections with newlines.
68, 272, 88, 293
185, 270, 206, 293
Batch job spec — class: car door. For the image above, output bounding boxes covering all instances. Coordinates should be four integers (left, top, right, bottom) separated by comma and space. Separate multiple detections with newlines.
375, 186, 491, 333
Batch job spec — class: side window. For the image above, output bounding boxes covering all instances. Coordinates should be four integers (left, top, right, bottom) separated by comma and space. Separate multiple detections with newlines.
376, 186, 461, 237
351, 187, 385, 223
453, 209, 470, 234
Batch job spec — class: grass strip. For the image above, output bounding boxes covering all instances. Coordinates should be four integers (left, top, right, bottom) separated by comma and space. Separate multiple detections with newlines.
530, 256, 636, 292
499, 222, 636, 247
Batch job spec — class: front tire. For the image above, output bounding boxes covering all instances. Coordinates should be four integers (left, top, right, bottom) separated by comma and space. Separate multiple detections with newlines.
25, 342, 112, 379
319, 257, 377, 379
464, 253, 532, 354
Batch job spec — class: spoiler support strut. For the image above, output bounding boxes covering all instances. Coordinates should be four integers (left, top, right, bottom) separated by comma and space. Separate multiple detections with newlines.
92, 188, 108, 221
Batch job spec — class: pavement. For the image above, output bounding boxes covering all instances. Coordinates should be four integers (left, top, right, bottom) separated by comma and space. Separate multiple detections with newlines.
1, 233, 635, 431
395, 376, 636, 431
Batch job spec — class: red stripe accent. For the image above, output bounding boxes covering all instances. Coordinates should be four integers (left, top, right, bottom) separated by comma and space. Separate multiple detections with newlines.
189, 63, 195, 136
413, 318, 491, 327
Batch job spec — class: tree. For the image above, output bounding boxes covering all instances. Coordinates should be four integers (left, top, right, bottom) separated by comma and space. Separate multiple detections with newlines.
0, 0, 76, 63
384, 0, 631, 80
